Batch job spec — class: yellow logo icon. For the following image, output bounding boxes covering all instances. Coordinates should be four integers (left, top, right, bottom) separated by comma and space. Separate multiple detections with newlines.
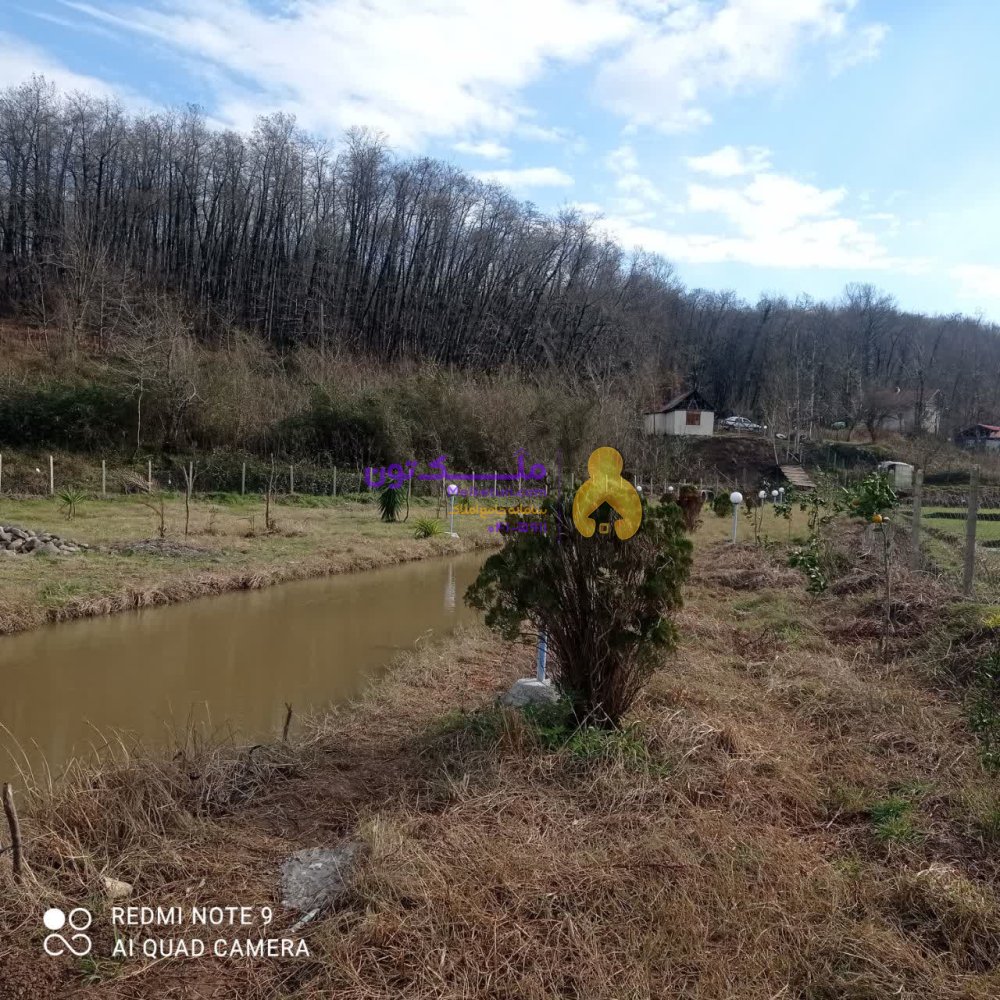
572, 447, 642, 539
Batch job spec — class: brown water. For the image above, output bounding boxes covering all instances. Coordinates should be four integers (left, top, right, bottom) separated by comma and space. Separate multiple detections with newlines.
0, 554, 484, 775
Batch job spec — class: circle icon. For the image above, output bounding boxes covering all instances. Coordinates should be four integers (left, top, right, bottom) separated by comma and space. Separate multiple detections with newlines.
43, 908, 66, 931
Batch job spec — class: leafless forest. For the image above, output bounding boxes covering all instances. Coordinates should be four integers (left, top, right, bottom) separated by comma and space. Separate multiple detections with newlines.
1, 77, 999, 459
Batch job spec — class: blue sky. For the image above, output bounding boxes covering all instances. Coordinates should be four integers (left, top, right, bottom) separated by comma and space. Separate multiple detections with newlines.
5, 0, 1000, 319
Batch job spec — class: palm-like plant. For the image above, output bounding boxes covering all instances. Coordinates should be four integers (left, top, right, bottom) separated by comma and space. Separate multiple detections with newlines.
413, 516, 444, 539
377, 484, 406, 523
58, 487, 87, 520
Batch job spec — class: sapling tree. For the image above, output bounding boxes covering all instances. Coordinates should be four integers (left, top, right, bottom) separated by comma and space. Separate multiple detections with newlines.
787, 490, 834, 594
842, 472, 900, 659
466, 494, 692, 726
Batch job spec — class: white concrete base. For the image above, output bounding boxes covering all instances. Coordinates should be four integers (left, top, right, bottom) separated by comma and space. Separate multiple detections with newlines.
502, 677, 559, 708
448, 532, 460, 538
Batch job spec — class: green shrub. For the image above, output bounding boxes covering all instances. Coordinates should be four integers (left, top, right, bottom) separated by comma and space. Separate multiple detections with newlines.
0, 383, 131, 450
466, 494, 692, 725
712, 492, 732, 518
413, 516, 444, 539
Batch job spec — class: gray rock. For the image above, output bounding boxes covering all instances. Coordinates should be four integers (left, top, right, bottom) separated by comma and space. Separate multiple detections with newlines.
0, 548, 15, 558
9, 539, 23, 551
62, 545, 79, 554
9, 527, 26, 540
280, 843, 362, 914
38, 541, 61, 556
0, 530, 10, 543
22, 537, 37, 552
502, 677, 560, 708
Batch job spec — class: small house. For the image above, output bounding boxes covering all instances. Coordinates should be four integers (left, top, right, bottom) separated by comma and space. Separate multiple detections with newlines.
956, 424, 1000, 450
644, 389, 715, 437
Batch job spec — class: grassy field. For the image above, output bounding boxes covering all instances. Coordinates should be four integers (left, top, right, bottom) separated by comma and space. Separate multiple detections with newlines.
4, 520, 1000, 998
0, 491, 501, 634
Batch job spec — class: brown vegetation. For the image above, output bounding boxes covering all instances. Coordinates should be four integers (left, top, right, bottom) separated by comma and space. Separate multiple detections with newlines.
3, 521, 1000, 998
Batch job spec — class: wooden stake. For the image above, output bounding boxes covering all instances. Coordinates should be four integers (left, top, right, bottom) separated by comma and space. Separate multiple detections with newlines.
102, 459, 106, 497
147, 459, 152, 493
290, 464, 295, 494
282, 703, 293, 744
333, 466, 337, 497
49, 455, 54, 495
241, 462, 246, 496
0, 452, 3, 494
2, 782, 28, 883
911, 468, 923, 571
964, 466, 979, 597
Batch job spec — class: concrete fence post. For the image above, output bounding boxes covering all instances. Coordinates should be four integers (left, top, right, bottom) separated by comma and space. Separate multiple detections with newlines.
49, 455, 54, 495
290, 464, 295, 494
964, 466, 980, 597
241, 462, 246, 496
102, 459, 107, 498
911, 468, 923, 570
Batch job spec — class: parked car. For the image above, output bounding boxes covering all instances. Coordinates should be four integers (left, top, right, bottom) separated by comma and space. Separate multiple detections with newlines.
721, 415, 765, 432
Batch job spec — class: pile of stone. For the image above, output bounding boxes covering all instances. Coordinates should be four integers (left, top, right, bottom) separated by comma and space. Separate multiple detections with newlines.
0, 524, 88, 556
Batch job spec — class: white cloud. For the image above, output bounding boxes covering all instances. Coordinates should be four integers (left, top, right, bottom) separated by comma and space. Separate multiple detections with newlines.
473, 167, 574, 188
595, 1, 886, 132
604, 143, 664, 216
830, 22, 889, 75
952, 265, 1000, 301
453, 140, 512, 160
0, 30, 128, 97
598, 154, 929, 273
686, 145, 771, 177
68, 0, 634, 148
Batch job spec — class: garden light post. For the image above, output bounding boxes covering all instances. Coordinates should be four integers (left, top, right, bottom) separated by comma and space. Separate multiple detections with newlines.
730, 491, 743, 543
447, 482, 459, 537
771, 489, 779, 503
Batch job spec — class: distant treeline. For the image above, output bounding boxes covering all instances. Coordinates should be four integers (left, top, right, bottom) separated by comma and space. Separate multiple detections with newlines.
2, 76, 1000, 439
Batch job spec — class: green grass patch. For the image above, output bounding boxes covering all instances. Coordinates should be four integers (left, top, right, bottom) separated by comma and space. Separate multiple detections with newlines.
868, 795, 921, 844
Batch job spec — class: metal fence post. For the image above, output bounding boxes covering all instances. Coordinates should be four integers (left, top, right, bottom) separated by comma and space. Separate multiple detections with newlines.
964, 466, 980, 597
911, 468, 923, 570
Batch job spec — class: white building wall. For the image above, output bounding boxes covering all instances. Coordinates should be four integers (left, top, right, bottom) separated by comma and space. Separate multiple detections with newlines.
644, 410, 715, 436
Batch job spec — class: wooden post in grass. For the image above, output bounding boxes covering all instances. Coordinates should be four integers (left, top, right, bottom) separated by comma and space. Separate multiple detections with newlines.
0, 452, 3, 494
102, 459, 106, 498
147, 459, 152, 493
332, 466, 337, 497
2, 782, 28, 883
48, 455, 53, 494
964, 466, 980, 597
241, 462, 246, 496
290, 465, 295, 494
911, 468, 923, 570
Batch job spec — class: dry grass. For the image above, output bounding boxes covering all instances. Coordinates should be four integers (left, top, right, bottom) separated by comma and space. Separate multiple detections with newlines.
0, 494, 501, 636
4, 526, 1000, 998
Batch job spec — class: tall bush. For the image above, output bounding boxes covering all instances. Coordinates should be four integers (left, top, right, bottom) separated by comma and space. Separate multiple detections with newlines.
466, 493, 692, 725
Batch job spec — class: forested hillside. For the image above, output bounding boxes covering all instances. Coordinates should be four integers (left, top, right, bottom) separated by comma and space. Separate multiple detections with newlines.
2, 76, 1000, 451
